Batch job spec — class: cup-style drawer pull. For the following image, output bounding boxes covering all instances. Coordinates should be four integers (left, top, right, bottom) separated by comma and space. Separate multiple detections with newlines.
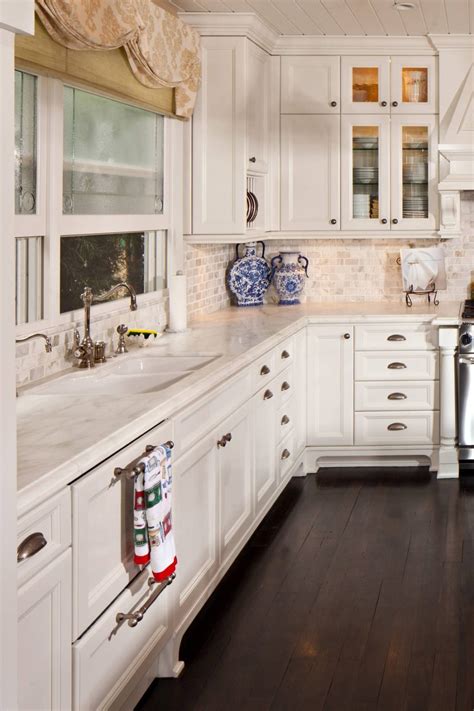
17, 532, 47, 562
281, 381, 290, 391
281, 414, 290, 426
260, 365, 270, 376
281, 350, 290, 359
388, 362, 407, 369
387, 423, 407, 431
387, 392, 407, 400
263, 389, 274, 400
387, 334, 406, 342
281, 448, 291, 460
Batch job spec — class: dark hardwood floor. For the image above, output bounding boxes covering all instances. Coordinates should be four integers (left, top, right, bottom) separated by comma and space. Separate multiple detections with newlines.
136, 469, 474, 711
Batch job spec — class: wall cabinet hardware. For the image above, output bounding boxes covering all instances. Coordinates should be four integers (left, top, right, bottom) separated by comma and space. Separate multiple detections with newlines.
249, 156, 256, 163
387, 422, 407, 431
344, 333, 351, 339
392, 218, 399, 224
392, 101, 398, 107
388, 362, 407, 369
281, 350, 290, 359
281, 381, 290, 391
17, 532, 47, 562
281, 449, 291, 460
217, 433, 232, 448
281, 415, 290, 425
260, 365, 270, 375
114, 440, 174, 479
381, 218, 388, 224
388, 392, 407, 400
116, 574, 175, 628
381, 101, 387, 107
330, 101, 337, 107
263, 389, 274, 400
387, 334, 406, 341
330, 218, 337, 225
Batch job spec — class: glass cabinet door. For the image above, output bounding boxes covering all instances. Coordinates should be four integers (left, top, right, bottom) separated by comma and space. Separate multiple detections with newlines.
341, 115, 390, 231
390, 116, 438, 230
341, 57, 390, 114
390, 57, 437, 113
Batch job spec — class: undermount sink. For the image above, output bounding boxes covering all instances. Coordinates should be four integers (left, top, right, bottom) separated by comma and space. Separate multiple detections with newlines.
21, 353, 220, 396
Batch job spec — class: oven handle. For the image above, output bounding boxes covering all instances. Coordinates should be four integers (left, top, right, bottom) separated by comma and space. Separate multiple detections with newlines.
458, 355, 474, 365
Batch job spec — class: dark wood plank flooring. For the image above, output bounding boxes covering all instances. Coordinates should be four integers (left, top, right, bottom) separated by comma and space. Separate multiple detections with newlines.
136, 469, 474, 711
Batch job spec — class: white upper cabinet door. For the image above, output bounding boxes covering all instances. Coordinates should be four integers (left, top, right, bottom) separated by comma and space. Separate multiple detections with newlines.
390, 115, 438, 231
341, 114, 390, 231
307, 325, 354, 446
341, 56, 390, 114
281, 56, 340, 114
281, 114, 340, 231
390, 56, 437, 114
246, 42, 270, 173
192, 37, 246, 234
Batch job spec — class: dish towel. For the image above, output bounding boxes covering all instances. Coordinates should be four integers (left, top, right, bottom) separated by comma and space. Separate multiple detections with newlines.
133, 444, 177, 582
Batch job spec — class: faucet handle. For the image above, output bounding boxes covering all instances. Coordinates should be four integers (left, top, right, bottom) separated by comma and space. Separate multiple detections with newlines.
115, 324, 128, 355
73, 329, 81, 349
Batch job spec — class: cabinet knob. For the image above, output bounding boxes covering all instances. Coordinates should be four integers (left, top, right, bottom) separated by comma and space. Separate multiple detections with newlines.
344, 333, 351, 340
281, 449, 291, 460
249, 156, 256, 163
387, 422, 407, 431
260, 365, 270, 376
381, 100, 388, 107
17, 532, 47, 562
381, 218, 388, 224
263, 389, 274, 400
392, 101, 398, 107
330, 101, 337, 107
392, 218, 399, 224
330, 219, 337, 225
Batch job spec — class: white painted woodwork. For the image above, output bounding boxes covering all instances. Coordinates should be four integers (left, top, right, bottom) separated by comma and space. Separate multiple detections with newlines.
280, 56, 340, 114
173, 432, 219, 629
277, 398, 295, 443
437, 327, 459, 479
390, 114, 438, 231
72, 566, 169, 711
292, 327, 307, 457
18, 549, 72, 711
71, 419, 173, 639
218, 401, 253, 567
192, 36, 246, 234
307, 325, 354, 446
281, 114, 340, 231
278, 365, 293, 406
341, 56, 390, 114
0, 0, 34, 33
355, 323, 436, 351
252, 349, 277, 389
355, 380, 439, 412
247, 41, 270, 172
355, 350, 439, 381
253, 382, 278, 516
17, 488, 71, 588
390, 56, 438, 114
355, 411, 439, 446
275, 337, 295, 370
278, 428, 296, 480
341, 114, 390, 231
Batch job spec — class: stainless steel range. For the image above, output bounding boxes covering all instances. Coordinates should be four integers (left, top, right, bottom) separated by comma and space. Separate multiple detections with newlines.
458, 299, 474, 469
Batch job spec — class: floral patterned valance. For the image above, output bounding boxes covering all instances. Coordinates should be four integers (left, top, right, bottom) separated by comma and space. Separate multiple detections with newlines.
35, 0, 201, 118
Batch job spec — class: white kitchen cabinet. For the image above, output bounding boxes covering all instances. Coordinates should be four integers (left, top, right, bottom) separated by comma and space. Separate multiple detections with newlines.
247, 41, 271, 173
281, 114, 340, 231
341, 56, 391, 114
307, 325, 354, 446
253, 382, 278, 517
18, 549, 72, 711
293, 327, 307, 457
281, 56, 340, 114
390, 56, 437, 114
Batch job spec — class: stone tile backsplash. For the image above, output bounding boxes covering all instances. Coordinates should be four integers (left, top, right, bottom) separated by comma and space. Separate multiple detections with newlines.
186, 243, 234, 318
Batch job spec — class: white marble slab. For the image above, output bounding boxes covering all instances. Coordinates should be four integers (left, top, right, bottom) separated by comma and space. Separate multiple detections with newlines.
17, 301, 461, 515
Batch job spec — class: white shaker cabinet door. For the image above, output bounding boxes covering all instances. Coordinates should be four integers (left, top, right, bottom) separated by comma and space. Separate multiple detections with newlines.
281, 56, 340, 114
281, 114, 340, 231
307, 325, 354, 446
246, 41, 271, 173
18, 549, 72, 711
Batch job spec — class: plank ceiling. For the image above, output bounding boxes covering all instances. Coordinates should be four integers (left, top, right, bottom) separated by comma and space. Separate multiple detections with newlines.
170, 0, 474, 35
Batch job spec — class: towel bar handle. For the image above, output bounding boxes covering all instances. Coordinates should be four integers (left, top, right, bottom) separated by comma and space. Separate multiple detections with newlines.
114, 441, 174, 479
116, 573, 175, 627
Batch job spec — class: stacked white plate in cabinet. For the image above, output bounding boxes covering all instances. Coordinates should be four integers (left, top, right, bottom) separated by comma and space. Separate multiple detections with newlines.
353, 137, 378, 150
353, 194, 370, 218
353, 167, 378, 184
403, 196, 428, 218
403, 164, 428, 183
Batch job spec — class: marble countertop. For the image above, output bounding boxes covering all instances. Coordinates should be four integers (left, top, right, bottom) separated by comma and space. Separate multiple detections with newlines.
17, 301, 461, 515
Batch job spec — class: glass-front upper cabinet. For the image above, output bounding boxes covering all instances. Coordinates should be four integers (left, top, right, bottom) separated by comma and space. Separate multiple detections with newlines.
341, 115, 390, 231
390, 116, 438, 230
15, 70, 37, 216
390, 57, 437, 114
341, 57, 390, 114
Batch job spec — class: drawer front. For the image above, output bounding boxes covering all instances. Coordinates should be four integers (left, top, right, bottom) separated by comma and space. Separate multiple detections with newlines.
274, 337, 294, 373
355, 323, 436, 351
355, 351, 438, 381
278, 429, 296, 481
252, 350, 277, 390
277, 398, 295, 443
277, 365, 294, 407
175, 369, 252, 453
355, 411, 439, 446
355, 380, 439, 412
72, 419, 174, 639
17, 488, 71, 587
73, 566, 170, 711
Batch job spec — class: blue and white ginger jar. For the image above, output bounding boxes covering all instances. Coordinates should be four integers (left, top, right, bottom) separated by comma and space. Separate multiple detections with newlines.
271, 249, 309, 305
227, 241, 271, 307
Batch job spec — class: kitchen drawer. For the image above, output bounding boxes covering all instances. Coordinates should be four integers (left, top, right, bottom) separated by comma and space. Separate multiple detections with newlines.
175, 368, 252, 453
17, 488, 71, 587
274, 337, 294, 373
277, 365, 293, 407
278, 429, 296, 481
277, 398, 295, 443
71, 418, 174, 639
355, 411, 439, 446
355, 380, 439, 412
355, 323, 436, 351
355, 351, 438, 381
252, 349, 277, 390
73, 566, 170, 711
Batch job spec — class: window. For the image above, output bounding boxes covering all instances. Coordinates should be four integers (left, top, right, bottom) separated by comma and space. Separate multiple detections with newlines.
14, 73, 171, 327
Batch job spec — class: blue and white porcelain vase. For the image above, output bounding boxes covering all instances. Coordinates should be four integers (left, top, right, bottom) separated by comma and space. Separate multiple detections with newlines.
271, 249, 309, 305
227, 241, 271, 307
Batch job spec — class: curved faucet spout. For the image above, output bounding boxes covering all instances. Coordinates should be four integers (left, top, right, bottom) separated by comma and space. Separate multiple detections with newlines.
94, 282, 138, 311
16, 333, 52, 353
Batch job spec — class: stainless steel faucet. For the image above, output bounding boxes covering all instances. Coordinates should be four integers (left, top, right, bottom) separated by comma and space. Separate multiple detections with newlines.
74, 283, 138, 368
16, 332, 53, 353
